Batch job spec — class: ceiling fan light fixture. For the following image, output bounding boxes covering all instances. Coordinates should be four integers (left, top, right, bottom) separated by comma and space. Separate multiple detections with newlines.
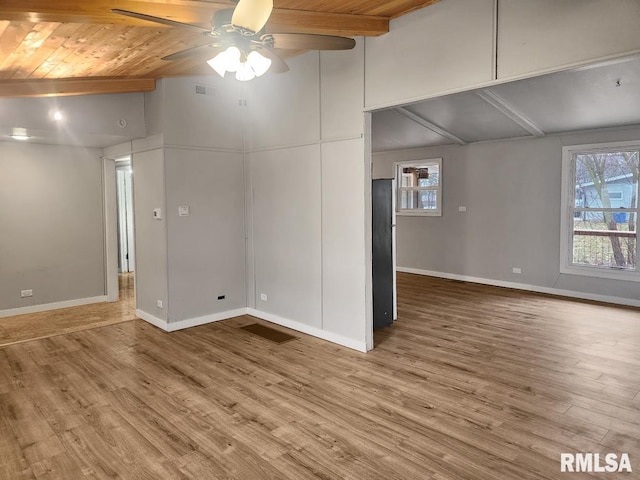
235, 62, 256, 82
10, 134, 30, 141
10, 128, 30, 141
231, 0, 273, 34
247, 50, 272, 77
207, 53, 227, 77
223, 46, 242, 72
207, 46, 242, 77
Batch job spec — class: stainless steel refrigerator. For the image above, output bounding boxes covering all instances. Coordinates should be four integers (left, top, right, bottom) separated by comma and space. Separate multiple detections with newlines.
372, 178, 397, 330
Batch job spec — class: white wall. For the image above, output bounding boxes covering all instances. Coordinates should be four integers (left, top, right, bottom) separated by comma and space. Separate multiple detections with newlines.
246, 43, 370, 351
497, 0, 640, 80
321, 139, 367, 340
0, 92, 145, 316
165, 148, 246, 322
364, 0, 496, 109
133, 76, 247, 328
161, 77, 244, 150
251, 145, 322, 327
364, 0, 640, 110
248, 53, 321, 150
132, 145, 168, 321
373, 126, 640, 305
0, 142, 105, 315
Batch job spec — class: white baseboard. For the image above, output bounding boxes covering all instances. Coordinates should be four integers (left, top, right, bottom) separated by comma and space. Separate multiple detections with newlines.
140, 307, 369, 352
135, 309, 168, 330
397, 267, 640, 308
135, 308, 248, 332
166, 308, 248, 332
0, 296, 107, 319
246, 308, 368, 353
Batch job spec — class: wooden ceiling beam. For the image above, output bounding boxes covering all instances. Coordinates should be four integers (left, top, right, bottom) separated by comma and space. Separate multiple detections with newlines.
0, 77, 156, 98
0, 1, 389, 36
267, 10, 387, 36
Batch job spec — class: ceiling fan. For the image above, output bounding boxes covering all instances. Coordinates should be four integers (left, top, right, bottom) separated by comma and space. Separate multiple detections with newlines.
112, 0, 356, 81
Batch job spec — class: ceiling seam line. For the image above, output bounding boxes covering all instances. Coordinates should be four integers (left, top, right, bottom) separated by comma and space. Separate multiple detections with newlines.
394, 107, 467, 146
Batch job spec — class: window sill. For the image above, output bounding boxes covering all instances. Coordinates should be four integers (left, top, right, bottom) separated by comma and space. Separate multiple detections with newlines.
396, 211, 442, 217
560, 264, 640, 282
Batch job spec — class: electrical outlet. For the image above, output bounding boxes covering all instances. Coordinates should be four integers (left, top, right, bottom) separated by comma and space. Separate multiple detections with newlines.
512, 267, 522, 274
260, 293, 268, 302
21, 289, 33, 298
458, 206, 467, 212
157, 300, 163, 308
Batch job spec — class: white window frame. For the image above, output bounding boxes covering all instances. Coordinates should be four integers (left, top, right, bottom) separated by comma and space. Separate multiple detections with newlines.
560, 141, 640, 282
394, 158, 442, 217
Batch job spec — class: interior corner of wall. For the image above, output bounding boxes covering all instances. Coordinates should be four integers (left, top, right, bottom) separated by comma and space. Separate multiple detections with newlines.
132, 133, 164, 152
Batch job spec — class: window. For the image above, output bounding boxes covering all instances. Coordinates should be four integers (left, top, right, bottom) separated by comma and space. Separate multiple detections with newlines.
561, 141, 640, 281
395, 158, 442, 216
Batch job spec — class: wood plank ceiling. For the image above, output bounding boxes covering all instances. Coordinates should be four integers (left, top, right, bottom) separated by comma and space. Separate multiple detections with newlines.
0, 0, 439, 97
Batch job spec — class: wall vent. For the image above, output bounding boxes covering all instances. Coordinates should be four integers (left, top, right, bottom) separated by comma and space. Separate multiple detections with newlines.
195, 84, 215, 96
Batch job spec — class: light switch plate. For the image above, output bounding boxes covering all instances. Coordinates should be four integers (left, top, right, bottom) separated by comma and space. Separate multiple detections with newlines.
178, 206, 190, 217
153, 208, 162, 220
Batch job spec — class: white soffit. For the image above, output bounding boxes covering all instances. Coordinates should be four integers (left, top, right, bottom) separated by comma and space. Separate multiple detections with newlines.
405, 91, 534, 143
372, 108, 451, 152
489, 56, 640, 134
371, 56, 640, 152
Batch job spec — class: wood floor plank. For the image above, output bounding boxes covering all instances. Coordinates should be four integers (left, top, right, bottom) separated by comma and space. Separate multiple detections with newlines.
1, 273, 639, 478
0, 273, 136, 347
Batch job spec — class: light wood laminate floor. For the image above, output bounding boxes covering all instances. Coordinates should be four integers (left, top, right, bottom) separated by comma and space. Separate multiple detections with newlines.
1, 273, 639, 479
0, 273, 135, 347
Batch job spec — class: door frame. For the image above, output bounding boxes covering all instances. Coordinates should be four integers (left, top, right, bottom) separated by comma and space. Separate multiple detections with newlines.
103, 157, 119, 302
116, 162, 135, 273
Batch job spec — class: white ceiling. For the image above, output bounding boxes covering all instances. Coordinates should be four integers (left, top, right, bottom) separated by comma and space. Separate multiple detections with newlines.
0, 93, 147, 148
2, 54, 638, 151
372, 55, 640, 152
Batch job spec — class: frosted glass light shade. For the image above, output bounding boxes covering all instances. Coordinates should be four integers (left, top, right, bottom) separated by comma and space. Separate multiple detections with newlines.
231, 0, 273, 33
207, 53, 227, 77
207, 46, 242, 77
206, 46, 271, 81
235, 62, 256, 82
247, 50, 272, 77
224, 46, 241, 72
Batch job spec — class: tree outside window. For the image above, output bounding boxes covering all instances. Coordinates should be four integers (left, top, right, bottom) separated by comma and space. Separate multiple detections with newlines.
562, 142, 640, 281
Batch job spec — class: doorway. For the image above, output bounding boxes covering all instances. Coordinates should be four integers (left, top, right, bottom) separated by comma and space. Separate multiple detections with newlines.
114, 157, 136, 307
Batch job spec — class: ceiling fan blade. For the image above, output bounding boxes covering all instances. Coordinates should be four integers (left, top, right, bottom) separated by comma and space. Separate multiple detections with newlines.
231, 0, 273, 33
270, 33, 356, 51
162, 44, 223, 61
255, 46, 289, 73
111, 9, 210, 33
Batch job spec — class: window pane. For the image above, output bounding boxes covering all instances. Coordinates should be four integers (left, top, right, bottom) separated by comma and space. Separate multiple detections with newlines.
400, 190, 409, 209
419, 190, 438, 209
572, 211, 637, 270
400, 164, 440, 188
574, 151, 639, 209
400, 190, 438, 211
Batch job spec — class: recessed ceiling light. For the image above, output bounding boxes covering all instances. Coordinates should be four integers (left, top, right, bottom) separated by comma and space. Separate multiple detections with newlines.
53, 111, 63, 121
10, 134, 30, 141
